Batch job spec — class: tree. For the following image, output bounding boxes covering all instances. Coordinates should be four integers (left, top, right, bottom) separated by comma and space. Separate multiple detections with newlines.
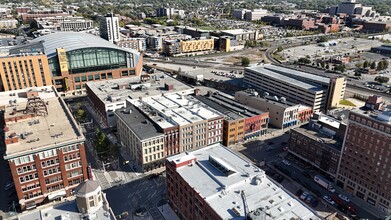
354, 71, 362, 77
375, 76, 390, 84
277, 46, 283, 52
335, 64, 346, 73
370, 61, 376, 69
298, 58, 311, 64
355, 62, 363, 68
76, 108, 86, 122
326, 64, 330, 69
241, 57, 250, 67
317, 35, 328, 43
320, 62, 325, 69
377, 61, 385, 71
383, 60, 389, 69
363, 61, 369, 69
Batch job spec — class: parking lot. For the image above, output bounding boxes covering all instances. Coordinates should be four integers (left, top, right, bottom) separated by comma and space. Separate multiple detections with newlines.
281, 37, 383, 61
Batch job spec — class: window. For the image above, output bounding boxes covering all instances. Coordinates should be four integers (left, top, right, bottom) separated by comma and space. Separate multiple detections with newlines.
88, 75, 94, 81
101, 73, 106, 79
81, 75, 87, 82
74, 77, 80, 82
107, 72, 112, 78
94, 74, 100, 80
76, 85, 81, 90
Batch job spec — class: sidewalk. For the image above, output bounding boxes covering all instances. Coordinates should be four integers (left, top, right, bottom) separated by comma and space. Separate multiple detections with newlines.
157, 204, 179, 220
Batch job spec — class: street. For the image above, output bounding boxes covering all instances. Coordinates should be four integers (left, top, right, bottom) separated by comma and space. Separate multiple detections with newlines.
104, 175, 166, 220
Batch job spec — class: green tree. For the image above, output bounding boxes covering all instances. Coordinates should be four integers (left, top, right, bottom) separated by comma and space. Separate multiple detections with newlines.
335, 64, 346, 73
377, 61, 385, 71
375, 76, 390, 84
298, 58, 311, 64
363, 61, 369, 69
355, 62, 363, 68
242, 57, 250, 67
326, 64, 330, 69
354, 71, 362, 77
317, 35, 328, 43
277, 46, 283, 52
320, 62, 325, 69
371, 61, 377, 69
76, 108, 86, 122
383, 60, 389, 69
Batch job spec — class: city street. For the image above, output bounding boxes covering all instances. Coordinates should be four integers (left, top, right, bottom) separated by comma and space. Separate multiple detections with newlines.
105, 175, 166, 220
230, 131, 379, 220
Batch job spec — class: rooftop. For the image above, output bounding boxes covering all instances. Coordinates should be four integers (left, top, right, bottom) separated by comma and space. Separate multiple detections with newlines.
115, 106, 164, 140
167, 144, 320, 220
263, 65, 331, 85
86, 74, 194, 105
293, 125, 342, 151
18, 199, 114, 220
220, 29, 257, 35
350, 107, 391, 125
2, 86, 84, 159
236, 90, 309, 109
130, 93, 223, 128
28, 32, 140, 60
245, 65, 324, 92
195, 92, 266, 120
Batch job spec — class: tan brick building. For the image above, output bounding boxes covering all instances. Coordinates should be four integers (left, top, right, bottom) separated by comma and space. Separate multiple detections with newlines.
0, 54, 52, 91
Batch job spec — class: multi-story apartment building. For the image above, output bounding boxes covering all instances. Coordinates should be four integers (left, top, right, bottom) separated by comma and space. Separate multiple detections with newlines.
21, 9, 68, 21
289, 112, 347, 178
235, 90, 312, 129
165, 143, 321, 220
115, 92, 224, 171
195, 91, 269, 145
244, 64, 346, 112
0, 54, 53, 91
180, 39, 214, 54
156, 8, 185, 19
0, 19, 18, 29
99, 14, 120, 43
336, 108, 391, 214
10, 32, 142, 95
32, 16, 94, 31
86, 74, 193, 128
131, 93, 224, 151
116, 106, 165, 171
116, 38, 147, 52
1, 86, 87, 210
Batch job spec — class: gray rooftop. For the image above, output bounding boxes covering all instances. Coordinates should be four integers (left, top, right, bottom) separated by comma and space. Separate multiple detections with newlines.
293, 125, 342, 151
75, 180, 100, 195
195, 92, 266, 120
86, 74, 194, 105
350, 107, 391, 125
245, 65, 324, 92
115, 106, 164, 140
18, 199, 114, 220
167, 144, 320, 220
2, 86, 84, 159
30, 32, 140, 59
264, 65, 330, 85
236, 90, 303, 109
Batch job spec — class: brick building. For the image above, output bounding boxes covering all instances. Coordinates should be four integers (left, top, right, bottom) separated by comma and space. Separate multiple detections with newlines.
195, 91, 269, 146
0, 54, 53, 91
165, 143, 320, 219
336, 108, 391, 214
1, 86, 87, 210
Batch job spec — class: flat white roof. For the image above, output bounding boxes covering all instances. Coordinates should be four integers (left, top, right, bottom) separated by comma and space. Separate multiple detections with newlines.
130, 93, 222, 128
245, 65, 324, 92
86, 74, 194, 106
221, 29, 257, 35
167, 144, 320, 220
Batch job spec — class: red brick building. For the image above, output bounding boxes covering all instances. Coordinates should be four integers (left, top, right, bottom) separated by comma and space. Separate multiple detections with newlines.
2, 87, 87, 210
336, 109, 391, 213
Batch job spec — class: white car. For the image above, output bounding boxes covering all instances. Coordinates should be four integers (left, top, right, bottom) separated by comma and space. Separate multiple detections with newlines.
323, 196, 335, 205
282, 160, 291, 166
328, 188, 336, 193
338, 194, 350, 203
300, 192, 309, 200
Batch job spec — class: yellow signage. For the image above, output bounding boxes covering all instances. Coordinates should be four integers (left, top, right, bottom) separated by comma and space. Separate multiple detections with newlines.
57, 48, 68, 73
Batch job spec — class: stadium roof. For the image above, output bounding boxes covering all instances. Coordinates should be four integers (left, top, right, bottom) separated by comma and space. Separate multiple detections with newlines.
30, 32, 140, 59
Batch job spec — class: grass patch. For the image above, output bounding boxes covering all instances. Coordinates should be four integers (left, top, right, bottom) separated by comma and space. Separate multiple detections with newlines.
339, 100, 356, 107
272, 53, 285, 61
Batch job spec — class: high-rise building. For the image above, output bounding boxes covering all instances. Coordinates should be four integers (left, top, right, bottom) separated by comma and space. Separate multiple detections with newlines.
336, 108, 391, 214
1, 86, 88, 210
99, 13, 120, 43
165, 143, 321, 219
0, 54, 52, 91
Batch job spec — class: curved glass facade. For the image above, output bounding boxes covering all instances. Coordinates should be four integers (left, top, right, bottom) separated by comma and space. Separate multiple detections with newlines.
48, 47, 134, 76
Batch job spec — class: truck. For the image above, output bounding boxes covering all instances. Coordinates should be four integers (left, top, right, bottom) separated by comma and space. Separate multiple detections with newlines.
314, 175, 335, 192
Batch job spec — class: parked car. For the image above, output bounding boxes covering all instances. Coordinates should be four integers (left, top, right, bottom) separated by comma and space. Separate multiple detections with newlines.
311, 199, 319, 208
338, 194, 350, 203
296, 189, 304, 197
306, 195, 314, 204
282, 160, 291, 166
323, 196, 335, 205
300, 192, 309, 200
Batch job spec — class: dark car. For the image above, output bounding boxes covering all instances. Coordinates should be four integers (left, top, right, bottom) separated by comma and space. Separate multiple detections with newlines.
296, 189, 304, 197
302, 172, 311, 178
311, 199, 319, 208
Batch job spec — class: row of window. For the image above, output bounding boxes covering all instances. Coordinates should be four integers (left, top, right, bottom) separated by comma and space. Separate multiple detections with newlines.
20, 173, 38, 183
21, 182, 40, 192
17, 164, 36, 174
145, 152, 164, 163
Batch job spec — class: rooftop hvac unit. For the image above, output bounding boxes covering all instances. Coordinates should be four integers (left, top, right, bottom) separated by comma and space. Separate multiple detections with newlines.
272, 96, 279, 101
280, 97, 286, 103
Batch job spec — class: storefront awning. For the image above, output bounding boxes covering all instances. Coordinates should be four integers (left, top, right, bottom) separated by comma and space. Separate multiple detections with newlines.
48, 190, 66, 200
